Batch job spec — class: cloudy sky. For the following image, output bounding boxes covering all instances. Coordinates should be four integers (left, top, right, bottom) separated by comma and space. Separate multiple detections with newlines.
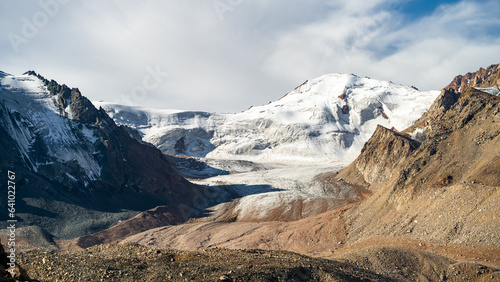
1, 0, 499, 113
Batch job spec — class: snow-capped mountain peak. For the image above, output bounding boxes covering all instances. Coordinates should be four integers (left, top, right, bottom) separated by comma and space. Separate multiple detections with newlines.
95, 73, 440, 164
0, 70, 199, 239
0, 72, 101, 179
0, 70, 194, 200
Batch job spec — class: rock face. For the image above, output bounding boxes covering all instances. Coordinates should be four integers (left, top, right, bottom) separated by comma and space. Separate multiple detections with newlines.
444, 63, 500, 93
0, 71, 199, 241
337, 125, 420, 189
336, 63, 500, 251
411, 63, 500, 127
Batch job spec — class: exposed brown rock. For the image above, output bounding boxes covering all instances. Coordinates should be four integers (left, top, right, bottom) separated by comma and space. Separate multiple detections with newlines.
18, 241, 500, 281
336, 125, 419, 189
75, 205, 189, 248
407, 63, 500, 131
18, 244, 394, 281
118, 206, 353, 257
69, 88, 101, 124
293, 80, 308, 91
336, 245, 499, 282
444, 63, 500, 93
338, 93, 347, 101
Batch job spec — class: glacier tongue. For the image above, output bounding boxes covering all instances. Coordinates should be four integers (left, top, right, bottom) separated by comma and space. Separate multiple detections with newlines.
95, 73, 440, 164
0, 73, 101, 179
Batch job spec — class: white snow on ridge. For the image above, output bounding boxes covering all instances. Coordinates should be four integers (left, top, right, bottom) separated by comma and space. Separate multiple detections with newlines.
0, 73, 101, 179
95, 73, 440, 164
474, 86, 500, 96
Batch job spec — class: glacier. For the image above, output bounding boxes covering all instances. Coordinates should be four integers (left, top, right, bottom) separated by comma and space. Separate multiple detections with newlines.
95, 73, 440, 164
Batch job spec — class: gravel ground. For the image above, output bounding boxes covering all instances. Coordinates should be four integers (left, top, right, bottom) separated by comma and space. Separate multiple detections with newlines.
13, 243, 500, 282
18, 243, 391, 282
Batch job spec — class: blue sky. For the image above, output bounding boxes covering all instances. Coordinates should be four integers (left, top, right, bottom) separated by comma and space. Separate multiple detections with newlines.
395, 0, 460, 20
0, 0, 499, 112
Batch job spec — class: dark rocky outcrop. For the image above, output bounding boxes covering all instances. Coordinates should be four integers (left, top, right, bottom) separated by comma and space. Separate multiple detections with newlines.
174, 137, 187, 154
24, 71, 100, 123
341, 105, 350, 115
15, 71, 198, 206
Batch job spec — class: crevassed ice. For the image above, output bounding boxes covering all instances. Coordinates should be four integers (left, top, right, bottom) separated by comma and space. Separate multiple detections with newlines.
94, 73, 440, 164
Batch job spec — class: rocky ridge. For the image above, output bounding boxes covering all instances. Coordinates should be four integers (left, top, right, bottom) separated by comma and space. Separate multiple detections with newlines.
336, 125, 420, 189
334, 64, 500, 263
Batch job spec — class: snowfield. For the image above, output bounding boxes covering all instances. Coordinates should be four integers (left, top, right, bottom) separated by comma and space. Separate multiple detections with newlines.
95, 73, 440, 164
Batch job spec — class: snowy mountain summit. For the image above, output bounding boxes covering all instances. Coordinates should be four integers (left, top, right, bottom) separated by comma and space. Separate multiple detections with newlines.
0, 71, 101, 180
96, 73, 440, 164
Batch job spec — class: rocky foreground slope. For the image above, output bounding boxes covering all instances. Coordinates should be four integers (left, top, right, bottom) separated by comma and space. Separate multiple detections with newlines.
17, 243, 500, 281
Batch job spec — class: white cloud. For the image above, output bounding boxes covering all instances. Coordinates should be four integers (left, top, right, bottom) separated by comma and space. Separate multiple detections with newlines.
264, 0, 500, 91
0, 0, 499, 112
